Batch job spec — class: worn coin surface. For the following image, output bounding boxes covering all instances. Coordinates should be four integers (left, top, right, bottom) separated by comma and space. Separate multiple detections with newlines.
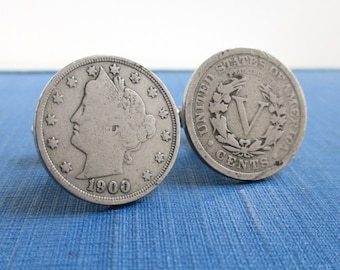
34, 56, 180, 204
182, 48, 306, 180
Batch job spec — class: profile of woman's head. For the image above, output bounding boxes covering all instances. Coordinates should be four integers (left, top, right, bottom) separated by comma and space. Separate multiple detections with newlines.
71, 67, 156, 179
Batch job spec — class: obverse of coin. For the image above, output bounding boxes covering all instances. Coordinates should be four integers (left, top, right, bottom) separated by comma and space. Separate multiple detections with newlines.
183, 48, 306, 180
34, 56, 180, 204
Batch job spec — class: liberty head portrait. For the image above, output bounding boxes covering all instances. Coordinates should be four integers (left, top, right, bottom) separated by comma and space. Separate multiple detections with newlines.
71, 67, 156, 180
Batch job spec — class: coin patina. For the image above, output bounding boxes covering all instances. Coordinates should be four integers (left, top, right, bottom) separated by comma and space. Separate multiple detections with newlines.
182, 48, 306, 180
34, 56, 180, 204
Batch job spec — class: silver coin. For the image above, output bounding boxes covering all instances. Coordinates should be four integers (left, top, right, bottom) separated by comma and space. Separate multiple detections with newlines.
182, 48, 306, 180
34, 56, 180, 204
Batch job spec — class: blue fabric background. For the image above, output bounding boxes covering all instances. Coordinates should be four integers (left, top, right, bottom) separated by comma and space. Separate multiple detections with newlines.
0, 70, 339, 269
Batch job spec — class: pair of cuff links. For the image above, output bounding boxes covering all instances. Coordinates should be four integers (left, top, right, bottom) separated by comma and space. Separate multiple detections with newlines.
33, 48, 306, 205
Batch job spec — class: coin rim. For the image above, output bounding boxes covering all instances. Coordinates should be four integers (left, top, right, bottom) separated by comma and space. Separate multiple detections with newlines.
182, 48, 307, 180
34, 55, 180, 204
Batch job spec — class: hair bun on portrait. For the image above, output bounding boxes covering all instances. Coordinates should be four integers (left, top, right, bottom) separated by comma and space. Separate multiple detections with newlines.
137, 114, 156, 142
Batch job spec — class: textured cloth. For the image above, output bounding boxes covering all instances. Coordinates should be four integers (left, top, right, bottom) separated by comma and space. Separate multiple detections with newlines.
0, 70, 339, 269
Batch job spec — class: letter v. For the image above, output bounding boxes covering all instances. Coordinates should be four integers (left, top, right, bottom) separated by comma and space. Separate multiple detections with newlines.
232, 96, 269, 136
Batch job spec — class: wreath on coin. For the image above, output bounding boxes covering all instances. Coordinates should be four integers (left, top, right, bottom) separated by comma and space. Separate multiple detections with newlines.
209, 77, 287, 158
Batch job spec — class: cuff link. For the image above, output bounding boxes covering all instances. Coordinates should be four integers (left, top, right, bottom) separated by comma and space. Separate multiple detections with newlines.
182, 48, 306, 181
33, 56, 180, 205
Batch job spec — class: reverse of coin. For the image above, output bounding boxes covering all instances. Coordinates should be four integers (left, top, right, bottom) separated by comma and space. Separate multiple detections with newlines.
182, 48, 306, 180
34, 56, 180, 204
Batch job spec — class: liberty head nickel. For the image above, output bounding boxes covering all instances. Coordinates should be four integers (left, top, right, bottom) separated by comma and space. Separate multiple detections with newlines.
34, 56, 180, 204
182, 48, 306, 180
